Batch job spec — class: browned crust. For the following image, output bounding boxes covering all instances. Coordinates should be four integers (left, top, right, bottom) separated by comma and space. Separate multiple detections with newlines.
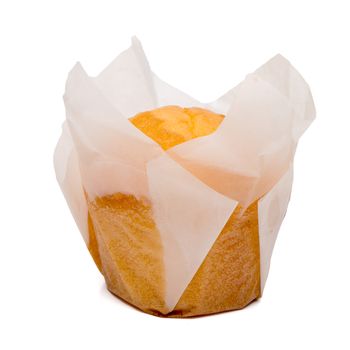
87, 195, 260, 317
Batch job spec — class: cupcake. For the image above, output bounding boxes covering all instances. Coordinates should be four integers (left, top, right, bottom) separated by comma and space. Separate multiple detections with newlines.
54, 38, 315, 317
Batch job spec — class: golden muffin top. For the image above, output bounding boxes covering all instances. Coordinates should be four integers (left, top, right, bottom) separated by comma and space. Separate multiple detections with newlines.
130, 106, 224, 150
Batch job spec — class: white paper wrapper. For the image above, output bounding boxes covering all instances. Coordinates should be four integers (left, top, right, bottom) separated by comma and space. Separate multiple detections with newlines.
54, 37, 315, 312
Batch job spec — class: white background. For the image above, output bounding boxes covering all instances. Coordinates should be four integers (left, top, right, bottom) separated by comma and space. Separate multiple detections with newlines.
1, 1, 349, 349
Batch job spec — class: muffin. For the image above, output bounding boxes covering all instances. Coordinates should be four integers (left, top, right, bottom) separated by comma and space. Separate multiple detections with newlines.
54, 38, 315, 318
86, 106, 260, 317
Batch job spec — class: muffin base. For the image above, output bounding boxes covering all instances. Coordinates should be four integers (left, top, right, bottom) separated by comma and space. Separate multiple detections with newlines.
87, 193, 260, 317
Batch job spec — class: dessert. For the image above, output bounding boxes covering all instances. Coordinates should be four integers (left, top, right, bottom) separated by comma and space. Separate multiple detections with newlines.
54, 38, 315, 318
87, 106, 260, 317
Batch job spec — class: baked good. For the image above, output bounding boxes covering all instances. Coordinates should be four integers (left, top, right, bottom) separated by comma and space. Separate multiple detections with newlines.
55, 40, 316, 318
87, 106, 260, 317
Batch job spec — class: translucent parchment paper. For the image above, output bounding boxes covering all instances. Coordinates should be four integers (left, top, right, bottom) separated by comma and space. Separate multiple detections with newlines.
54, 37, 315, 311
